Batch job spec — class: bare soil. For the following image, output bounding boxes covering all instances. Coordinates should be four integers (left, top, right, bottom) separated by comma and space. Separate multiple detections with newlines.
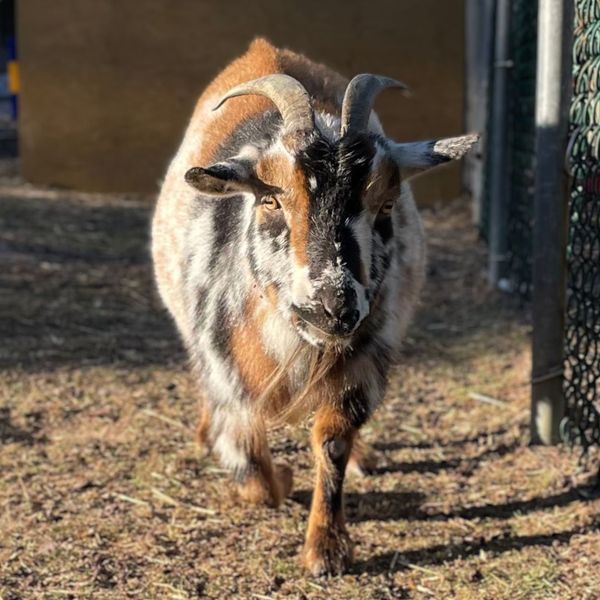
1, 167, 599, 599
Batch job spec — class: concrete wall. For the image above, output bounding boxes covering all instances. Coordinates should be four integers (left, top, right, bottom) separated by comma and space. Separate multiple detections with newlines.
18, 0, 465, 200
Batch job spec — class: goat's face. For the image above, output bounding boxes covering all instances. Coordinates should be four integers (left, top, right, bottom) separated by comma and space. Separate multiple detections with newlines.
253, 132, 400, 345
185, 74, 479, 347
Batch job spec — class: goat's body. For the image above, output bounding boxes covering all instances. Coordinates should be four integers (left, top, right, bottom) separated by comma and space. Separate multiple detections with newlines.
152, 38, 428, 575
153, 38, 425, 423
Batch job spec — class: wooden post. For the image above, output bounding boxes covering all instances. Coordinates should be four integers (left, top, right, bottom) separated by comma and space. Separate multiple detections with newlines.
530, 0, 573, 445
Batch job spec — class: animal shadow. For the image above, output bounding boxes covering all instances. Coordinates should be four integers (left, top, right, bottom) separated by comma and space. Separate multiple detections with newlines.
291, 489, 427, 523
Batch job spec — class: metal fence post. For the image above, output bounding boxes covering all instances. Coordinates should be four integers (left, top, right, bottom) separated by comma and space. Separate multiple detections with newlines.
530, 0, 573, 445
487, 0, 512, 286
464, 0, 496, 227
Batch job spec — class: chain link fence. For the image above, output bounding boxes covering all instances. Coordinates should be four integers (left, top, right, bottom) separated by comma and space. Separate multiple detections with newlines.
562, 0, 600, 454
482, 0, 538, 298
479, 0, 600, 457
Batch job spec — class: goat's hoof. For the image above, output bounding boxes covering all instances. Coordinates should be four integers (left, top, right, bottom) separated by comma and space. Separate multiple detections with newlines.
302, 527, 353, 577
236, 463, 293, 508
347, 440, 379, 477
275, 463, 294, 500
347, 450, 378, 477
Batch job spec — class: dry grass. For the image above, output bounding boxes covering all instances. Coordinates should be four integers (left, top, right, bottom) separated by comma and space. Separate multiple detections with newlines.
1, 169, 599, 599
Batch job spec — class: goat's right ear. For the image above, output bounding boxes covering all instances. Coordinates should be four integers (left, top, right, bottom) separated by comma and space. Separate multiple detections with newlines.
391, 133, 480, 179
185, 164, 281, 198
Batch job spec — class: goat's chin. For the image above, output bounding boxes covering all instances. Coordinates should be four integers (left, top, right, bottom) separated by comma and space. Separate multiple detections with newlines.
295, 322, 355, 352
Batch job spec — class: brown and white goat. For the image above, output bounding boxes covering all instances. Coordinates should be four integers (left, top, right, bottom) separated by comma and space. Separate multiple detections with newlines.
152, 38, 477, 576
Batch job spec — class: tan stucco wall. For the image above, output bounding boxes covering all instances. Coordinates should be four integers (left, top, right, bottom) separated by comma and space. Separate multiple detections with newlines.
18, 0, 465, 200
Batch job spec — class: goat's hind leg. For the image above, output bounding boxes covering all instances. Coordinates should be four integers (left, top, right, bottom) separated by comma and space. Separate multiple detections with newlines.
209, 407, 293, 507
195, 398, 212, 453
347, 432, 378, 476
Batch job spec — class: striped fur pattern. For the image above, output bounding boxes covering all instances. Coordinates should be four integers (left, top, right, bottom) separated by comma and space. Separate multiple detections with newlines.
152, 38, 473, 576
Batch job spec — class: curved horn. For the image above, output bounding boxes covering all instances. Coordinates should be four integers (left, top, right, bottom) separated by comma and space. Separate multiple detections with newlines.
213, 74, 314, 149
340, 74, 410, 136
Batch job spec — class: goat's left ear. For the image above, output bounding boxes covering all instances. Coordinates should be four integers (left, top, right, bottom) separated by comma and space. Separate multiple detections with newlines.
391, 133, 480, 179
185, 163, 282, 198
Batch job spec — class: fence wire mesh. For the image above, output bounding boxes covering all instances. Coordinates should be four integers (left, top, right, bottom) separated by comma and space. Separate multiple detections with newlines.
562, 0, 600, 453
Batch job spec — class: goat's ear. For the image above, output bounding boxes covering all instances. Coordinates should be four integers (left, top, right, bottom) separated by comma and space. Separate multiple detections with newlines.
391, 133, 479, 179
185, 164, 282, 198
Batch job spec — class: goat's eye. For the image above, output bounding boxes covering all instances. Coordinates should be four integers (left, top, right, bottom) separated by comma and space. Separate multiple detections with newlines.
261, 195, 281, 210
379, 199, 394, 216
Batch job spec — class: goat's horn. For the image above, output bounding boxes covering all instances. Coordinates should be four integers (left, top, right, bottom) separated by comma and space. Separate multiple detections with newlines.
340, 74, 410, 136
213, 74, 314, 149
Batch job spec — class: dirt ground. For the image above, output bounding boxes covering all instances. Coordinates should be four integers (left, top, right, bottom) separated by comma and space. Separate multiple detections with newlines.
1, 163, 599, 599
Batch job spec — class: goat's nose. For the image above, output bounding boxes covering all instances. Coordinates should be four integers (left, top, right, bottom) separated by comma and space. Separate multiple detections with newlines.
320, 290, 360, 331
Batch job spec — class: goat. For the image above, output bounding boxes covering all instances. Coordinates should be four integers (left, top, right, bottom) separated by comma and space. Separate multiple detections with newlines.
152, 38, 477, 576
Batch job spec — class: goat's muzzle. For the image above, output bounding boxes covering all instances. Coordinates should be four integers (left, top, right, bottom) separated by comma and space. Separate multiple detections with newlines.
291, 287, 362, 341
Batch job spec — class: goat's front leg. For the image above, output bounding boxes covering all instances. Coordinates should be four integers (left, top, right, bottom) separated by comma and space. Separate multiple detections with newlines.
233, 424, 294, 507
302, 403, 361, 576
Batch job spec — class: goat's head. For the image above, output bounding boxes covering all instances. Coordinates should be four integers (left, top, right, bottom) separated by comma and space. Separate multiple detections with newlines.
185, 74, 478, 347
